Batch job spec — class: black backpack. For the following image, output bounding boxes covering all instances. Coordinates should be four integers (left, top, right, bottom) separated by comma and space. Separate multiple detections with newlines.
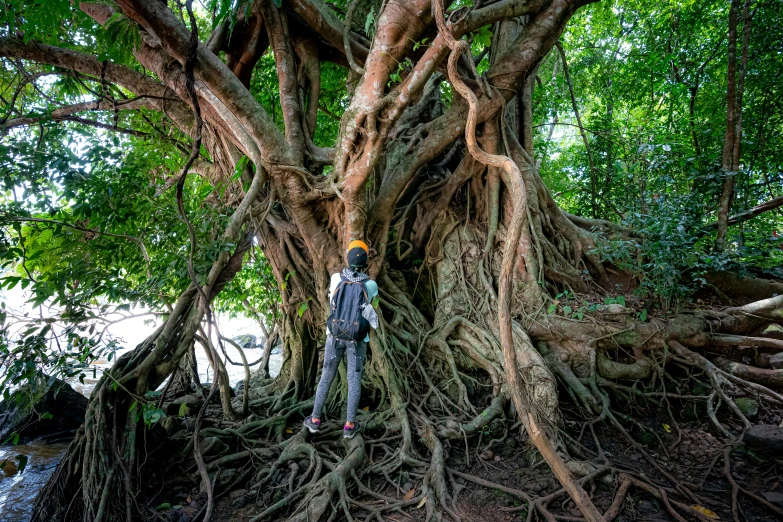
327, 275, 370, 342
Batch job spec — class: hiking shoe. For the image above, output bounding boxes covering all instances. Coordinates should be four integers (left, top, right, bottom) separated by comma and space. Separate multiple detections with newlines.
343, 421, 361, 439
303, 416, 321, 433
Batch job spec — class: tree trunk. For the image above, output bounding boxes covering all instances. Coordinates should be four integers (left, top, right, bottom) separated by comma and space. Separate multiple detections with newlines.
717, 0, 752, 251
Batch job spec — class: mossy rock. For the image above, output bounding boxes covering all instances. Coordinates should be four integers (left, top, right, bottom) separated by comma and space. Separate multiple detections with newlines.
735, 397, 759, 419
0, 377, 87, 444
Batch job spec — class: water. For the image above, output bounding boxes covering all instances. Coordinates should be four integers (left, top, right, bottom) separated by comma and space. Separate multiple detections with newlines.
0, 442, 68, 522
71, 344, 283, 398
0, 287, 284, 521
0, 347, 284, 522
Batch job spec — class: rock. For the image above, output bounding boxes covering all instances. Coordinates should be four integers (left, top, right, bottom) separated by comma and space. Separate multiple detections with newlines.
735, 397, 759, 418
199, 436, 228, 457
217, 468, 238, 488
598, 303, 630, 314
762, 491, 783, 507
468, 488, 491, 505
231, 496, 249, 509
761, 324, 783, 340
636, 499, 659, 516
234, 381, 245, 394
181, 418, 197, 433
479, 449, 494, 460
229, 489, 248, 500
232, 334, 257, 349
165, 395, 204, 417
501, 437, 518, 457
769, 352, 783, 370
566, 461, 613, 485
199, 384, 235, 398
163, 416, 179, 436
0, 457, 18, 475
402, 482, 413, 493
0, 377, 87, 444
745, 425, 783, 457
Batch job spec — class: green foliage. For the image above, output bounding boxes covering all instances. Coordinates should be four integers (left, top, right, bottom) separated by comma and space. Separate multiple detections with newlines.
532, 0, 783, 308
364, 7, 376, 38
471, 25, 492, 49
101, 13, 142, 63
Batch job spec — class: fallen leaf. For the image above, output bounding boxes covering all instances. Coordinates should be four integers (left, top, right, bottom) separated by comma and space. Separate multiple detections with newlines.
403, 488, 415, 501
416, 496, 427, 509
361, 406, 370, 411
690, 505, 719, 520
479, 449, 494, 460
662, 423, 672, 433
285, 428, 293, 434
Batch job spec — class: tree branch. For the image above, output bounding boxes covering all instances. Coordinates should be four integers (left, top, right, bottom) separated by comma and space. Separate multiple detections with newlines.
2, 97, 149, 129
0, 39, 195, 135
114, 0, 293, 166
702, 195, 783, 232
556, 41, 599, 218
286, 0, 369, 65
259, 0, 306, 164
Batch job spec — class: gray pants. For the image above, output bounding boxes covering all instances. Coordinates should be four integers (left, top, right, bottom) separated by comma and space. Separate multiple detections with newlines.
312, 335, 367, 423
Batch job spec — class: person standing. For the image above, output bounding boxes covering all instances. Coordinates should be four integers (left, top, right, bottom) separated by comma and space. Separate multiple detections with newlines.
304, 241, 378, 439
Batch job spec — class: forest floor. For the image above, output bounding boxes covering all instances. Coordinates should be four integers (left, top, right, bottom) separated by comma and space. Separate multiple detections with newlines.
139, 274, 783, 522
149, 384, 783, 522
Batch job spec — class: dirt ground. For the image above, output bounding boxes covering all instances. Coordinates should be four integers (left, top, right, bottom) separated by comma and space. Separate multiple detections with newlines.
153, 384, 783, 522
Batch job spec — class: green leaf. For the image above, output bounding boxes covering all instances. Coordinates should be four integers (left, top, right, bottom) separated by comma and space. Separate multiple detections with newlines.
231, 156, 250, 180
15, 454, 28, 473
616, 295, 626, 306
472, 25, 493, 48
156, 503, 171, 511
40, 412, 53, 420
364, 6, 375, 35
547, 304, 557, 315
639, 309, 648, 322
563, 305, 572, 315
297, 301, 308, 317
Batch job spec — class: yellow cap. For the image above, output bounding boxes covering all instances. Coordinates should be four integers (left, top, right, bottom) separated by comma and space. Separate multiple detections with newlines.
347, 240, 369, 253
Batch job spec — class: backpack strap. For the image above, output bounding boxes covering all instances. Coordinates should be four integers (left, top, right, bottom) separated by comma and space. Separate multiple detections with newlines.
330, 275, 347, 308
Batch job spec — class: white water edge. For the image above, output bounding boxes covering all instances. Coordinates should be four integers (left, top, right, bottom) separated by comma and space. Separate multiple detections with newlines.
2, 285, 283, 396
1, 286, 283, 522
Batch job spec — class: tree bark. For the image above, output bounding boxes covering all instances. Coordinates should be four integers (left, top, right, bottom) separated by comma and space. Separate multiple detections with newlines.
717, 0, 752, 250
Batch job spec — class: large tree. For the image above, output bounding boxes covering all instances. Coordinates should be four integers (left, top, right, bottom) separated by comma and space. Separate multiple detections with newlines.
0, 0, 782, 521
